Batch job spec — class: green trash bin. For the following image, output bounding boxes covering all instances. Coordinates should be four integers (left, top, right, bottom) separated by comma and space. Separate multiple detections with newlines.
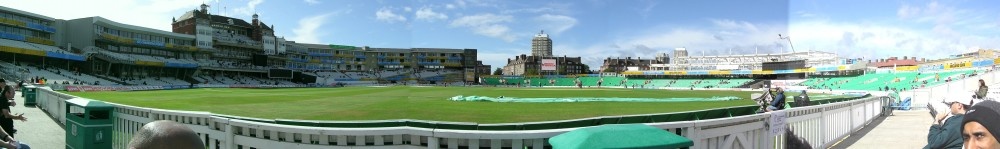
23, 86, 36, 106
65, 98, 114, 149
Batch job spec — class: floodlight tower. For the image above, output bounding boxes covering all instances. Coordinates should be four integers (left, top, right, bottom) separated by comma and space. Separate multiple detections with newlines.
778, 34, 796, 53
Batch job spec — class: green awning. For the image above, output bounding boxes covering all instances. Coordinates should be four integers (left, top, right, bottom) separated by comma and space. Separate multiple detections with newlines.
549, 124, 693, 149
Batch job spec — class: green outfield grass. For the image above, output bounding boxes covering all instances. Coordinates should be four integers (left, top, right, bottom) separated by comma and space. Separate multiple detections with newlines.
66, 86, 807, 123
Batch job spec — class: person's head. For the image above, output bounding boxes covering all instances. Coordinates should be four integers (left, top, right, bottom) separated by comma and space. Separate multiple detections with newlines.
963, 100, 1000, 149
981, 79, 987, 87
944, 96, 974, 115
128, 120, 205, 149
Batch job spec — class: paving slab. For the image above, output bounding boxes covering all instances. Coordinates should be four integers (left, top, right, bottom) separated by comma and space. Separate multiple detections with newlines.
831, 110, 934, 149
11, 91, 65, 149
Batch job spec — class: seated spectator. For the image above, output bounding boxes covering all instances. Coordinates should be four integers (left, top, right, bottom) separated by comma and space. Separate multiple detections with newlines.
926, 96, 973, 149
766, 88, 786, 112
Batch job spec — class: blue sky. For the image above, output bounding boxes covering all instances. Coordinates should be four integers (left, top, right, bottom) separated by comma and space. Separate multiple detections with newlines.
7, 0, 1000, 70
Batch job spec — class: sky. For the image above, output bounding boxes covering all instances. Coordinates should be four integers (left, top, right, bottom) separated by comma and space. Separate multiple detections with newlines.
5, 0, 1000, 71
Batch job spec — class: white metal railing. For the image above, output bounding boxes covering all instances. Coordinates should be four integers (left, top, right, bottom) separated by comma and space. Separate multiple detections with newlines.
900, 70, 998, 109
37, 87, 885, 149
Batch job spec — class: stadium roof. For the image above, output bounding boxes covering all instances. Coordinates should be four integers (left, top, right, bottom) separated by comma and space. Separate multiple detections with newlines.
176, 9, 254, 28
0, 6, 55, 21
84, 16, 195, 39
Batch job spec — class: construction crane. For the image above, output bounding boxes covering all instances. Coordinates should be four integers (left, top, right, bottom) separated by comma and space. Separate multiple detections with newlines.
778, 34, 796, 53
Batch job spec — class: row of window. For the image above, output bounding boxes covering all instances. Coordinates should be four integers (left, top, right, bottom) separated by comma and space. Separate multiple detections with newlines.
0, 25, 49, 38
213, 47, 253, 59
210, 25, 248, 36
0, 11, 50, 26
99, 43, 177, 58
95, 25, 192, 46
197, 40, 211, 47
288, 64, 368, 70
196, 28, 212, 36
263, 38, 276, 45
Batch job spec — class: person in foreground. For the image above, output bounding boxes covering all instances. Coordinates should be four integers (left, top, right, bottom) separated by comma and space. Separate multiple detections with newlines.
962, 100, 1000, 149
0, 126, 28, 149
925, 97, 972, 149
128, 120, 205, 149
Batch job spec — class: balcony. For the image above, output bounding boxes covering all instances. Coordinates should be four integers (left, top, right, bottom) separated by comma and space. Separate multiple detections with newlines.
212, 32, 262, 48
443, 62, 463, 67
335, 54, 355, 58
418, 62, 441, 66
0, 17, 56, 33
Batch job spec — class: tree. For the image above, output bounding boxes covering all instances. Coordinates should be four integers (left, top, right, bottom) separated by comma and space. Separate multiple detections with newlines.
493, 68, 503, 75
603, 67, 616, 73
525, 69, 539, 76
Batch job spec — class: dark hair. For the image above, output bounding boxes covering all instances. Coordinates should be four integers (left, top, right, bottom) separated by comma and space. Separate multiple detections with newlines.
980, 79, 987, 87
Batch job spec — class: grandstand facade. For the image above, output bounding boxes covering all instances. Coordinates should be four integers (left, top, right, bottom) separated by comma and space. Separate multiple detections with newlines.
171, 4, 286, 71
0, 5, 485, 86
62, 16, 201, 85
664, 49, 841, 71
0, 6, 91, 85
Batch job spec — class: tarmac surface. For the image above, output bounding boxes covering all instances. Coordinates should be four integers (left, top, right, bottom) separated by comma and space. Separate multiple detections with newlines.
12, 91, 65, 149
831, 110, 934, 149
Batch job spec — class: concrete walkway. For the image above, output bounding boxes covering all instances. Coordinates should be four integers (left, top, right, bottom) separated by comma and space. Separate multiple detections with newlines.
831, 110, 933, 149
12, 91, 65, 149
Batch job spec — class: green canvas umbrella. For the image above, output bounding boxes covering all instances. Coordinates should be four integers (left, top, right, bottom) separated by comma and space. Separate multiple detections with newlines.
549, 124, 693, 149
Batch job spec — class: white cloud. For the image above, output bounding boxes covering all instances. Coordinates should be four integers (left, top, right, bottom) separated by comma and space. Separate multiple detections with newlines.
233, 0, 265, 17
415, 7, 448, 22
710, 19, 760, 33
533, 14, 577, 35
375, 7, 407, 23
445, 4, 456, 9
555, 19, 790, 68
403, 7, 412, 12
450, 13, 516, 42
639, 0, 658, 19
790, 20, 999, 60
304, 0, 320, 5
3, 0, 204, 32
897, 4, 920, 19
455, 0, 467, 9
291, 14, 333, 44
478, 50, 520, 70
501, 3, 572, 15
